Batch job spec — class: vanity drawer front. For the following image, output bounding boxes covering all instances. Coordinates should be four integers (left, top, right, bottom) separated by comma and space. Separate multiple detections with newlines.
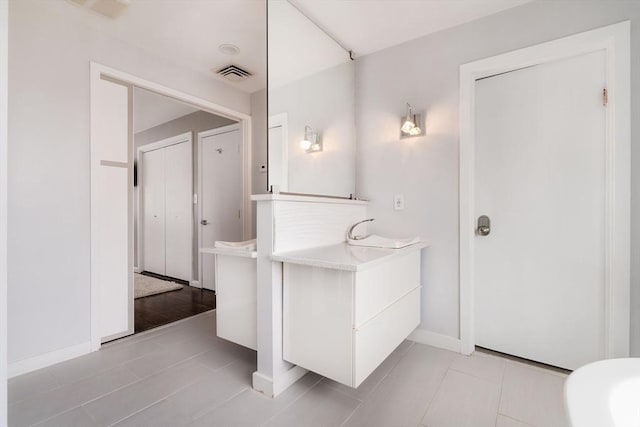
353, 286, 421, 387
354, 251, 420, 327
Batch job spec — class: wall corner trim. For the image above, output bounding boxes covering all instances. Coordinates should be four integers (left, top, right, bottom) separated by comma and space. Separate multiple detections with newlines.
8, 342, 92, 378
408, 328, 462, 353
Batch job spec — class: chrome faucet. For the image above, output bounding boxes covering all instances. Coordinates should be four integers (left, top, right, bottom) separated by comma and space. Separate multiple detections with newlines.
347, 218, 375, 241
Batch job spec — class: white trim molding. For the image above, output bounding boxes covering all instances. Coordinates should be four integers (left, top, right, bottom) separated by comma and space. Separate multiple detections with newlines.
408, 329, 462, 353
268, 113, 289, 192
8, 342, 92, 378
252, 365, 308, 398
0, 1, 8, 425
459, 22, 631, 357
90, 62, 253, 352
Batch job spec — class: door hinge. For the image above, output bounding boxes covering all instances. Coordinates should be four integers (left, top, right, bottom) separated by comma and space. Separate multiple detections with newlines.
603, 88, 608, 106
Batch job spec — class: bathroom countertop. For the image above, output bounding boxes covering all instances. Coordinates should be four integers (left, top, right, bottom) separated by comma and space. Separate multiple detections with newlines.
200, 247, 258, 258
271, 241, 429, 272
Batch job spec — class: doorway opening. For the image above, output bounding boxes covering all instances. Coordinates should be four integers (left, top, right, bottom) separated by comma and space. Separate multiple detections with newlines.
90, 63, 252, 349
133, 88, 242, 333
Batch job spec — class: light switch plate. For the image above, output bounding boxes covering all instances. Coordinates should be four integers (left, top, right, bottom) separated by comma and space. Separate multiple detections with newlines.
394, 194, 405, 211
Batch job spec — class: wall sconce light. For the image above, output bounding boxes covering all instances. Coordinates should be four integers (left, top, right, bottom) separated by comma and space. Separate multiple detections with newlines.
300, 125, 323, 153
400, 103, 423, 138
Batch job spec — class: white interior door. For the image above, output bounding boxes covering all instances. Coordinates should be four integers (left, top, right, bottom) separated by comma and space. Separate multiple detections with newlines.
268, 114, 288, 192
91, 76, 133, 342
474, 50, 607, 370
164, 141, 193, 281
200, 128, 243, 291
142, 148, 165, 275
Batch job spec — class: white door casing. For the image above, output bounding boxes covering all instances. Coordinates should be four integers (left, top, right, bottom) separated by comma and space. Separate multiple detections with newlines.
474, 50, 606, 369
199, 125, 243, 291
1, 2, 9, 424
90, 62, 251, 351
459, 22, 630, 359
268, 113, 288, 192
90, 75, 134, 344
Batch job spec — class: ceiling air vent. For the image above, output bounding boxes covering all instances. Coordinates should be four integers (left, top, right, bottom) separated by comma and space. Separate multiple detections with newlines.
214, 64, 253, 82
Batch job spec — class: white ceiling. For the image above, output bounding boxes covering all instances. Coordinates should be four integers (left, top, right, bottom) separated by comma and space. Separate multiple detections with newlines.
133, 88, 198, 134
64, 0, 267, 93
269, 1, 349, 89
65, 0, 532, 94
289, 0, 532, 57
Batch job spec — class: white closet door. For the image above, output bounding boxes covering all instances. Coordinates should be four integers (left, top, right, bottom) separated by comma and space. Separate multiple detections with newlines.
142, 148, 166, 275
164, 141, 192, 281
91, 76, 132, 342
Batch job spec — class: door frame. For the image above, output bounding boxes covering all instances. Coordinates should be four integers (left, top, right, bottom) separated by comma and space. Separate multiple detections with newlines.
197, 123, 243, 288
0, 1, 8, 425
136, 132, 193, 278
268, 113, 289, 192
459, 22, 630, 358
90, 62, 252, 351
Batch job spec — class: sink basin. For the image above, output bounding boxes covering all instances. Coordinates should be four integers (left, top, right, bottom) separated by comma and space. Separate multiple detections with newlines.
565, 358, 640, 427
347, 235, 420, 249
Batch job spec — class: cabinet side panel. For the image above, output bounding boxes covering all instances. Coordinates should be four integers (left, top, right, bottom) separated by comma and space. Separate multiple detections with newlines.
216, 255, 257, 350
283, 264, 354, 385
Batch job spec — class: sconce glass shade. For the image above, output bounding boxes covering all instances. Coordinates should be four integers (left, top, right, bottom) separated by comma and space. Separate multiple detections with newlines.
401, 103, 416, 133
301, 125, 322, 153
400, 103, 423, 138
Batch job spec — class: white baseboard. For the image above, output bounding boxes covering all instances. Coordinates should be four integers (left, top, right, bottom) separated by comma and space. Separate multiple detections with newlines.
8, 341, 91, 378
408, 328, 462, 353
252, 365, 308, 398
133, 266, 141, 273
189, 280, 200, 288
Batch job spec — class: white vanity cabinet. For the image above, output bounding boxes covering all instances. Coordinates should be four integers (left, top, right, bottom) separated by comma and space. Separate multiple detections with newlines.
276, 243, 426, 388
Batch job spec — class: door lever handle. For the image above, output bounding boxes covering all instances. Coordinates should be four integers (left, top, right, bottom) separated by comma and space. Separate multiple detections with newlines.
200, 219, 209, 226
477, 215, 491, 236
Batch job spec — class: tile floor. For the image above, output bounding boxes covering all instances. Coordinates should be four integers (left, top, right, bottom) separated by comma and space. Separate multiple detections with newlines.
8, 311, 570, 427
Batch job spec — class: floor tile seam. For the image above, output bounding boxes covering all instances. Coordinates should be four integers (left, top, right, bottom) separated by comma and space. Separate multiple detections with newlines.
27, 404, 94, 427
188, 385, 251, 424
9, 365, 143, 423
126, 349, 213, 380
257, 374, 325, 427
25, 373, 147, 426
337, 400, 365, 427
99, 373, 205, 427
493, 362, 507, 427
376, 344, 419, 380
497, 412, 537, 426
80, 358, 209, 423
195, 357, 239, 375
417, 360, 454, 425
447, 365, 505, 385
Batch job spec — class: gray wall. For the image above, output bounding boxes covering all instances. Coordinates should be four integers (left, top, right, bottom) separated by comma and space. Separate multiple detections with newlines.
250, 89, 268, 238
356, 0, 640, 354
269, 62, 356, 198
134, 111, 235, 149
133, 110, 236, 279
7, 0, 249, 363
